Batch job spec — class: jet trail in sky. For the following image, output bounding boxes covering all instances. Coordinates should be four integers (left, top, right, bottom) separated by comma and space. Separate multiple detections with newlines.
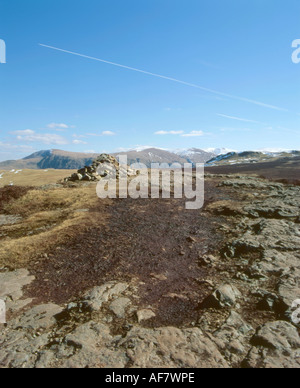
39, 44, 287, 112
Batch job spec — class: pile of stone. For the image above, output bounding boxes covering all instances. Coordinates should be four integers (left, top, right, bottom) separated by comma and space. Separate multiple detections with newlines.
65, 154, 134, 182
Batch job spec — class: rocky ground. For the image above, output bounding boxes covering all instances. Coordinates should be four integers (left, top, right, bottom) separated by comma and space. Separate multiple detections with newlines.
0, 174, 299, 368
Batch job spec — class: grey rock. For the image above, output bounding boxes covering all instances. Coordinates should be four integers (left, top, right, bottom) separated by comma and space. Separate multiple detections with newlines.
120, 326, 229, 368
69, 173, 83, 181
0, 269, 35, 313
137, 309, 156, 323
81, 174, 92, 181
109, 297, 131, 318
221, 178, 283, 191
0, 331, 51, 368
0, 215, 22, 226
203, 284, 241, 309
11, 304, 63, 330
251, 321, 300, 351
243, 346, 300, 368
83, 282, 128, 312
257, 293, 279, 311
210, 311, 254, 364
243, 321, 300, 368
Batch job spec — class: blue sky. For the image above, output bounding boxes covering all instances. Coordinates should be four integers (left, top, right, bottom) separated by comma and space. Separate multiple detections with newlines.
0, 0, 300, 161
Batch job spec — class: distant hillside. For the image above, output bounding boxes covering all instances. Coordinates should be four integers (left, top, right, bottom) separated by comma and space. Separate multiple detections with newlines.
206, 150, 300, 166
115, 148, 216, 167
0, 150, 99, 170
0, 148, 216, 170
206, 155, 300, 185
115, 148, 189, 167
36, 150, 99, 170
175, 148, 217, 164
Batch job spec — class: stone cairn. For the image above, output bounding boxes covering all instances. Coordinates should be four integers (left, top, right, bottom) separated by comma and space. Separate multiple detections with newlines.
65, 154, 135, 183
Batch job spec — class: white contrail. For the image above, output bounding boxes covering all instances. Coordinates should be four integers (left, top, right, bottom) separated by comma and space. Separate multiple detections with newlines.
39, 43, 287, 112
217, 114, 267, 125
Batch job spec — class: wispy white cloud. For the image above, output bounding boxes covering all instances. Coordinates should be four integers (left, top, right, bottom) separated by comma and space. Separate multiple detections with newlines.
72, 139, 87, 145
86, 131, 116, 137
13, 129, 35, 136
72, 134, 86, 139
154, 130, 206, 137
155, 130, 184, 135
12, 129, 68, 145
181, 131, 204, 137
101, 131, 116, 136
0, 142, 36, 162
0, 141, 35, 152
47, 123, 70, 130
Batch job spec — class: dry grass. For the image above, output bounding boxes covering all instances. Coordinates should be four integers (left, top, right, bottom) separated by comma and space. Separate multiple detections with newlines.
0, 169, 76, 187
0, 183, 111, 269
3, 186, 95, 216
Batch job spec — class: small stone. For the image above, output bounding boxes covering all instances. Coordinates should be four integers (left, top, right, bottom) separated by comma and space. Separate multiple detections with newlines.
137, 309, 156, 323
109, 297, 131, 318
198, 255, 216, 267
150, 273, 167, 281
202, 284, 241, 309
257, 294, 278, 311
67, 302, 78, 311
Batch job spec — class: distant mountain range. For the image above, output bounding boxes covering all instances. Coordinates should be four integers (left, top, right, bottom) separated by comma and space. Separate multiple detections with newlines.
206, 150, 300, 166
115, 148, 217, 167
0, 148, 217, 170
1, 148, 299, 171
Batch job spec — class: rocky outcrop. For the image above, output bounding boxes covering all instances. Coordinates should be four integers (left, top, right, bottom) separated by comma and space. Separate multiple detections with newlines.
0, 279, 229, 368
205, 175, 300, 367
243, 321, 300, 368
0, 269, 34, 313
